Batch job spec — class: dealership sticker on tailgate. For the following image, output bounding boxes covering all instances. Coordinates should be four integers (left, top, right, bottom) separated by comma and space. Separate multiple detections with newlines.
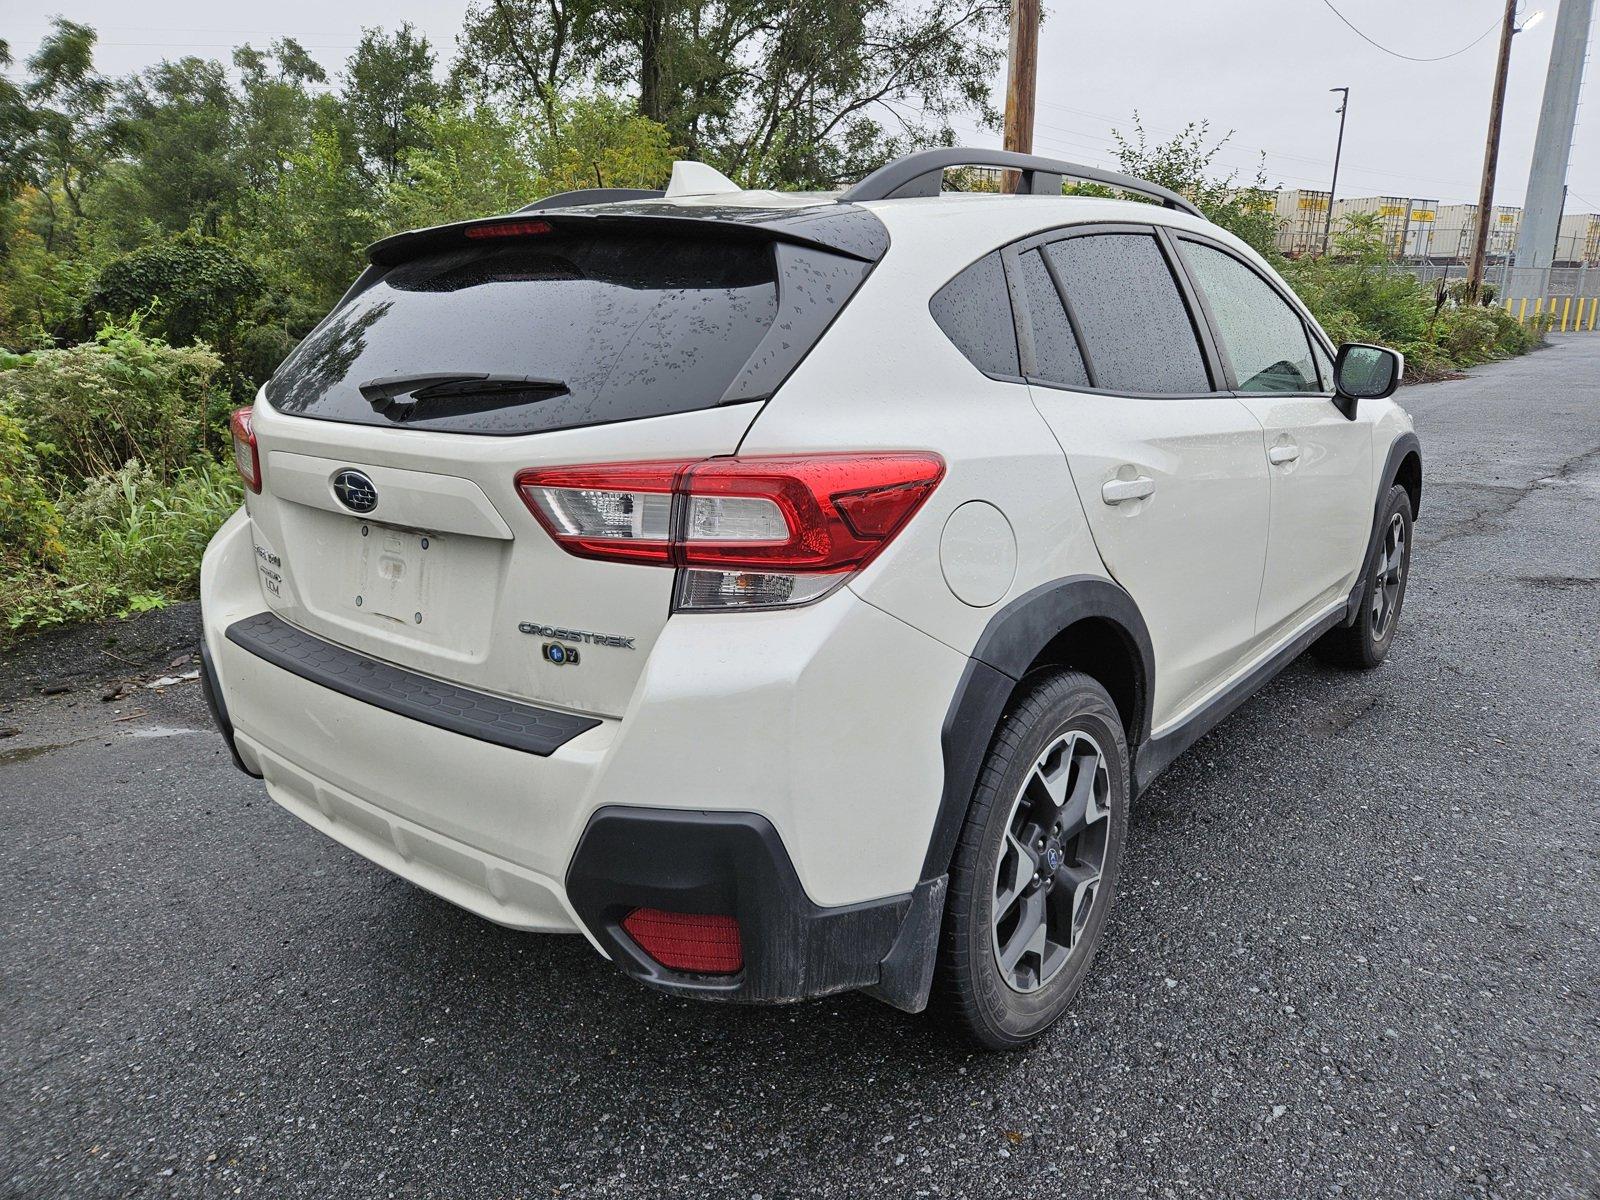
253, 540, 284, 599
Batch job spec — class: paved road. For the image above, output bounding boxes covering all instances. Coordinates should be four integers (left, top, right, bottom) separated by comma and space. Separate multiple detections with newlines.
5, 338, 1598, 1199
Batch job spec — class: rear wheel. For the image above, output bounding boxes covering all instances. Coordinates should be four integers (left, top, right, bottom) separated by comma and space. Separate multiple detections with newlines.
1315, 484, 1413, 670
933, 670, 1129, 1050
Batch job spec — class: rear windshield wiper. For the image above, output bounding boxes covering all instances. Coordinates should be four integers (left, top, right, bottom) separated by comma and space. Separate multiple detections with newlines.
359, 373, 570, 419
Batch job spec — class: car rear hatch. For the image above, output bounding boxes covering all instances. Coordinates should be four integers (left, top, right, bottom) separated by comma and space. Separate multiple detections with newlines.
239, 204, 884, 720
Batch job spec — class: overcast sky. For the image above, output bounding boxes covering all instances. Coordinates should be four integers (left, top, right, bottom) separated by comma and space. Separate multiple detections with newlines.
5, 0, 1597, 210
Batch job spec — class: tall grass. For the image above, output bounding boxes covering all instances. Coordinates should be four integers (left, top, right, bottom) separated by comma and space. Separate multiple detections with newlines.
1, 459, 241, 640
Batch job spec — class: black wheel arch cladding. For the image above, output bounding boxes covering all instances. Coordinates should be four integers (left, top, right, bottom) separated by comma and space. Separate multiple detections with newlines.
1344, 432, 1422, 626
921, 575, 1153, 883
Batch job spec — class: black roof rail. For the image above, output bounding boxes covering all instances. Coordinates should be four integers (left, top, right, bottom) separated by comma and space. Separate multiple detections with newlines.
518, 187, 666, 212
837, 148, 1204, 219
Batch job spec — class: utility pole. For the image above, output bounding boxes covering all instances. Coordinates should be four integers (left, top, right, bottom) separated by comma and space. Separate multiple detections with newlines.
1466, 0, 1524, 302
1513, 0, 1594, 291
1001, 0, 1041, 193
1321, 88, 1350, 255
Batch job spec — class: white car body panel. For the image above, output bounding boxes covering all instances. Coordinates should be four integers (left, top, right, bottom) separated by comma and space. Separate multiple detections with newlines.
1030, 388, 1271, 728
1237, 394, 1374, 643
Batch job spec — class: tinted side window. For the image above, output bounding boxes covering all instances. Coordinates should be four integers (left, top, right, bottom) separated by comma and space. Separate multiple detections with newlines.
1045, 234, 1210, 394
1181, 241, 1319, 393
929, 251, 1019, 377
1016, 249, 1089, 388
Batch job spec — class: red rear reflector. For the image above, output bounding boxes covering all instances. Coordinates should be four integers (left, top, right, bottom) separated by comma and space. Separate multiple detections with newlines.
230, 407, 261, 494
621, 908, 744, 975
464, 219, 553, 239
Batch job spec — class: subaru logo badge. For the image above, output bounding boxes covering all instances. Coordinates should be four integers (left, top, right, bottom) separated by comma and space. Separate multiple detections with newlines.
332, 469, 378, 514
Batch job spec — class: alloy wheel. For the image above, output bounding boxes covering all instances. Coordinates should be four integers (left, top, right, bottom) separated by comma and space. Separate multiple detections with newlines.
990, 730, 1112, 994
1371, 511, 1406, 640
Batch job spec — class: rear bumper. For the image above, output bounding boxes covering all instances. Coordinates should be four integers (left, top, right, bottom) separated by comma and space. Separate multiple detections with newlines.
199, 508, 966, 1004
566, 806, 944, 1005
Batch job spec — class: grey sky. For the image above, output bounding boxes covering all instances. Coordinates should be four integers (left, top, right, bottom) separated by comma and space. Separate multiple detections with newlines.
5, 0, 1597, 210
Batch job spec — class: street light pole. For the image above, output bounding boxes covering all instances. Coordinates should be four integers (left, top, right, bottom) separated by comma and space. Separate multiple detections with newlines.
1001, 0, 1041, 193
1465, 0, 1524, 302
1321, 87, 1350, 255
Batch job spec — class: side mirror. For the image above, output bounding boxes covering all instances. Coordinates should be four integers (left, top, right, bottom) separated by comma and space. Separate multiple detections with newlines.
1333, 343, 1403, 407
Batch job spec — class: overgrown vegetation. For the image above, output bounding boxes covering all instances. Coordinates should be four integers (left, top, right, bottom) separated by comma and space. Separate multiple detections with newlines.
0, 321, 242, 640
0, 11, 1545, 642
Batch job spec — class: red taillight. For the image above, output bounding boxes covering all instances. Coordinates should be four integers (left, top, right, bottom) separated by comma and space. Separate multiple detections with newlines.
513, 452, 945, 573
464, 218, 553, 239
678, 454, 945, 572
514, 459, 688, 564
621, 908, 743, 975
230, 407, 261, 493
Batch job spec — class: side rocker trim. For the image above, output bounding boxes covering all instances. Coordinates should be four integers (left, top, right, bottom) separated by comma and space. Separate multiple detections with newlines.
1132, 603, 1346, 792
920, 575, 1154, 882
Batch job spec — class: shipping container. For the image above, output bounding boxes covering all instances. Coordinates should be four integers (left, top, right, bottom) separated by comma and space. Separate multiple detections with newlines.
1554, 213, 1600, 265
1274, 189, 1330, 256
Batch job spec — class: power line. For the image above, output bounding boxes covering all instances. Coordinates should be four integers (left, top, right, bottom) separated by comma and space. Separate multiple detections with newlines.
1314, 0, 1503, 62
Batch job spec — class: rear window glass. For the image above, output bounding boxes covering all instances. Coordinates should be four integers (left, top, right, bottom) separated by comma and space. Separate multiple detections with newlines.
929, 251, 1020, 378
267, 233, 784, 436
1045, 233, 1211, 394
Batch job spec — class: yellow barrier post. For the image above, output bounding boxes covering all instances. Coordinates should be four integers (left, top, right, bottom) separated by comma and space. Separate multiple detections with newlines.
1561, 297, 1571, 332
1590, 297, 1598, 331
1518, 296, 1528, 323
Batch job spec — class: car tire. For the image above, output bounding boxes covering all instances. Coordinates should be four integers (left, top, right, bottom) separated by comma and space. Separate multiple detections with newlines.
932, 669, 1129, 1051
1314, 484, 1414, 671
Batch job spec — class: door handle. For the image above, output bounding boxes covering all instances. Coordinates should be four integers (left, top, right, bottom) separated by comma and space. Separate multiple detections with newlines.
1268, 444, 1300, 466
1101, 475, 1156, 505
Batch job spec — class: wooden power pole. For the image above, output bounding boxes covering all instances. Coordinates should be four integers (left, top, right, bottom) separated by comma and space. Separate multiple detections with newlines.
1466, 0, 1521, 302
1001, 0, 1041, 193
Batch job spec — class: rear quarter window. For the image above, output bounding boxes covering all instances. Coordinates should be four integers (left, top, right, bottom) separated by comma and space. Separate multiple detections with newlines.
929, 251, 1020, 378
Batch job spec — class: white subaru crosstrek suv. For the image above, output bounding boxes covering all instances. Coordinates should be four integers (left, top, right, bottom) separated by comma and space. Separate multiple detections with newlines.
200, 149, 1420, 1048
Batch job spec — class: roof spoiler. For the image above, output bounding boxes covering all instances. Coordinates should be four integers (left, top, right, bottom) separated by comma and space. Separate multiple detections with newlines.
518, 187, 665, 212
365, 205, 889, 267
838, 147, 1205, 219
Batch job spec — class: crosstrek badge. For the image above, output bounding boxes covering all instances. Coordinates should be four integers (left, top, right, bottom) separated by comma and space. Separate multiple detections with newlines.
517, 622, 635, 650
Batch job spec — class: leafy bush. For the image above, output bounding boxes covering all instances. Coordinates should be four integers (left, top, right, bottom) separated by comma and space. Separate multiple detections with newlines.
60, 457, 241, 597
0, 317, 227, 483
0, 457, 240, 641
0, 400, 65, 572
87, 233, 264, 348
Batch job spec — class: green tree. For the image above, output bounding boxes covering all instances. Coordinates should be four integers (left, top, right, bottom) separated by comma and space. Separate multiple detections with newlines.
344, 25, 444, 180
1093, 114, 1282, 260
451, 0, 1008, 186
110, 57, 239, 238
232, 39, 330, 193
238, 106, 378, 320
375, 95, 674, 232
12, 20, 127, 241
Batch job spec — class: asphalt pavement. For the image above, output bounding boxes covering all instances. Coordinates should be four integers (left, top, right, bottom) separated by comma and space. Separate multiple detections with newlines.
4, 336, 1598, 1199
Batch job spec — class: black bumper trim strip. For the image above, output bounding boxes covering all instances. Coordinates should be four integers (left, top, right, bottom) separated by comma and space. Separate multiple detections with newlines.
224, 611, 600, 757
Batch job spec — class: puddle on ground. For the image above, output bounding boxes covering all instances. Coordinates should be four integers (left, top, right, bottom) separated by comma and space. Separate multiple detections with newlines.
0, 742, 71, 766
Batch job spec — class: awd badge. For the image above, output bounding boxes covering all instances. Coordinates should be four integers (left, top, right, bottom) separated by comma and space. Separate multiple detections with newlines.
541, 642, 580, 666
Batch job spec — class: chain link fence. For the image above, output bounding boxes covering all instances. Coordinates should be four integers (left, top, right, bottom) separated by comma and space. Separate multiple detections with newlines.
1388, 262, 1600, 331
